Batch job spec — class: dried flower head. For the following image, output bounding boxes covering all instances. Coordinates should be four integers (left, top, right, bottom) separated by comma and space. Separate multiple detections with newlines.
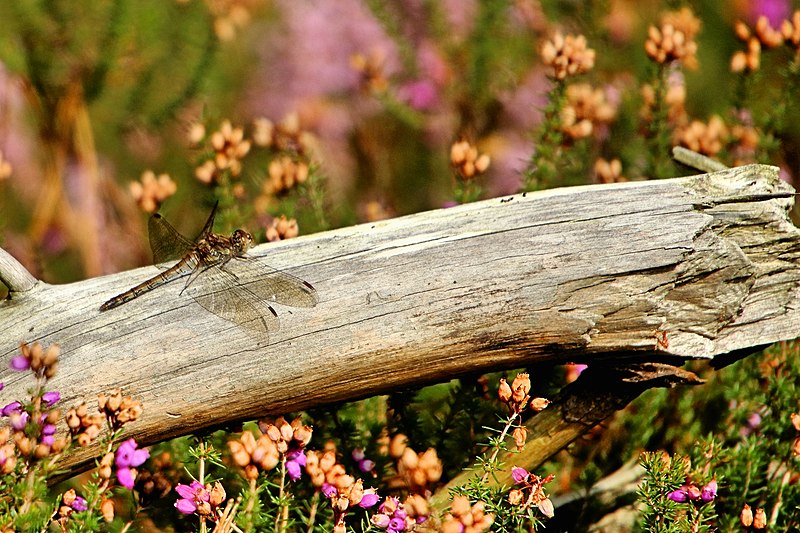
644, 8, 701, 69
441, 496, 494, 533
265, 215, 299, 242
98, 389, 143, 430
450, 140, 490, 181
783, 11, 800, 52
677, 116, 728, 157
560, 83, 617, 140
641, 76, 688, 126
14, 342, 59, 380
196, 119, 251, 184
388, 436, 443, 493
130, 170, 177, 213
541, 32, 596, 80
265, 155, 310, 195
594, 158, 625, 183
740, 503, 754, 527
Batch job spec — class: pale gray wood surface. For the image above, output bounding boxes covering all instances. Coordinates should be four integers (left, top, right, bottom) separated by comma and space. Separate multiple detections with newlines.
1, 164, 799, 469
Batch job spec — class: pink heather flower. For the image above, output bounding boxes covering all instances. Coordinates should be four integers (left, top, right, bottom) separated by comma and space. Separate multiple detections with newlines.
41, 434, 55, 446
398, 80, 438, 110
359, 458, 376, 472
667, 489, 689, 503
511, 466, 530, 484
71, 496, 88, 512
116, 438, 149, 468
42, 391, 60, 407
359, 490, 380, 508
115, 438, 149, 489
388, 517, 406, 532
286, 459, 302, 481
9, 356, 29, 371
117, 466, 136, 489
701, 480, 717, 502
175, 481, 208, 514
1, 402, 21, 416
322, 483, 337, 498
42, 423, 56, 436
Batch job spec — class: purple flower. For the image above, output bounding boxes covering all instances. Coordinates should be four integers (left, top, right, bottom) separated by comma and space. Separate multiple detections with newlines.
41, 434, 55, 446
175, 481, 208, 514
358, 458, 376, 472
71, 496, 88, 512
701, 480, 717, 502
359, 491, 380, 508
115, 438, 149, 468
0, 383, 4, 391
388, 517, 406, 532
667, 489, 689, 503
9, 356, 29, 371
352, 448, 365, 461
321, 483, 337, 498
42, 423, 56, 436
1, 402, 22, 417
42, 391, 60, 407
511, 466, 530, 484
286, 459, 302, 481
115, 439, 149, 489
398, 80, 439, 110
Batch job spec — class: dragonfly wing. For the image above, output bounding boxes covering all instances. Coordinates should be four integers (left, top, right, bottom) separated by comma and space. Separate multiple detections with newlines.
148, 213, 195, 264
187, 265, 280, 337
232, 258, 319, 308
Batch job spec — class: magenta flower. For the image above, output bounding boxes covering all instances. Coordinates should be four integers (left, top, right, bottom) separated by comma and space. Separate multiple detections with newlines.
175, 481, 208, 514
359, 491, 380, 508
115, 438, 149, 489
511, 466, 530, 484
701, 480, 717, 502
1, 402, 21, 416
322, 483, 337, 498
353, 448, 376, 473
9, 356, 29, 371
71, 496, 88, 512
388, 517, 406, 532
286, 449, 306, 481
9, 412, 28, 431
667, 489, 689, 503
42, 391, 60, 407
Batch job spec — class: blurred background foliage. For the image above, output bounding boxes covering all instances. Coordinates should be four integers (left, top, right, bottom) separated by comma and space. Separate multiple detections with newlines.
0, 0, 798, 287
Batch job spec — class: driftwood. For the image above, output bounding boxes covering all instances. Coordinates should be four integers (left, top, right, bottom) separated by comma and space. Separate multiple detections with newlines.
1, 163, 800, 475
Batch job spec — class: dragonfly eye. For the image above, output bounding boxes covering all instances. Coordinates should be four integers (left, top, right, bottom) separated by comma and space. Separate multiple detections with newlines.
232, 229, 253, 252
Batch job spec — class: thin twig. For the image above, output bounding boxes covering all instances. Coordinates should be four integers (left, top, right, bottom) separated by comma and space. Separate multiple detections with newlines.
0, 247, 37, 293
672, 146, 728, 173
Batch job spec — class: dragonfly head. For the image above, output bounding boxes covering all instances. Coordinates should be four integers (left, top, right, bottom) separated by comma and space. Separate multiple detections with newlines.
231, 229, 254, 255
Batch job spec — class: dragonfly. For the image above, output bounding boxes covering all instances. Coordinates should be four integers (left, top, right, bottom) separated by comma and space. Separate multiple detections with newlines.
100, 202, 318, 338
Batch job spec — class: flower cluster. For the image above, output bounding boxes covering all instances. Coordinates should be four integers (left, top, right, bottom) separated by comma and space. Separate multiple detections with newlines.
740, 503, 767, 529
351, 448, 376, 474
54, 488, 88, 524
450, 140, 490, 181
228, 417, 312, 480
11, 341, 59, 380
677, 115, 728, 157
174, 480, 227, 518
667, 478, 717, 504
594, 158, 625, 184
560, 83, 617, 141
440, 495, 493, 533
98, 389, 143, 431
498, 373, 549, 416
65, 402, 104, 447
113, 438, 150, 489
388, 434, 442, 494
194, 120, 252, 184
640, 76, 687, 126
732, 10, 800, 73
129, 170, 177, 213
540, 32, 595, 80
253, 113, 313, 154
644, 7, 701, 69
265, 155, 310, 196
509, 466, 555, 518
371, 496, 427, 533
322, 478, 380, 533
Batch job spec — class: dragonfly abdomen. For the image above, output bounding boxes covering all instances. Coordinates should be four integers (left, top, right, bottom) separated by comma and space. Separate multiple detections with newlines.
99, 256, 197, 311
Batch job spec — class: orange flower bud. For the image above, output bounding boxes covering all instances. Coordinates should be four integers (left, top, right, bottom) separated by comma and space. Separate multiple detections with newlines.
498, 379, 512, 403
740, 504, 753, 527
753, 507, 766, 529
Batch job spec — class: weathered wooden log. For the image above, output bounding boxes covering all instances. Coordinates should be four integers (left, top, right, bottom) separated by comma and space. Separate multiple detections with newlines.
1, 163, 799, 474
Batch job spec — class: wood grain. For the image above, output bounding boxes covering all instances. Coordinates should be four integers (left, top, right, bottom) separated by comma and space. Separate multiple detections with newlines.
1, 163, 799, 472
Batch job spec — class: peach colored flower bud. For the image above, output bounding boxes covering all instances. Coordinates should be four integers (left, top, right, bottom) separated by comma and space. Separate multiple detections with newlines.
740, 504, 753, 526
279, 421, 294, 443
101, 498, 115, 522
508, 489, 523, 505
34, 443, 50, 459
294, 425, 313, 446
266, 424, 282, 442
209, 481, 226, 506
320, 450, 337, 472
753, 507, 766, 529
791, 412, 800, 431
511, 373, 531, 397
451, 495, 471, 516
538, 498, 555, 518
389, 434, 408, 458
228, 441, 250, 467
348, 479, 364, 506
498, 379, 512, 403
512, 426, 528, 450
63, 488, 77, 506
400, 447, 419, 470
530, 397, 550, 411
244, 464, 259, 480
334, 522, 347, 533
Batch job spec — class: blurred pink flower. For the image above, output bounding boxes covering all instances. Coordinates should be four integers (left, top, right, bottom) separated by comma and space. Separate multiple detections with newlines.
398, 80, 439, 110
